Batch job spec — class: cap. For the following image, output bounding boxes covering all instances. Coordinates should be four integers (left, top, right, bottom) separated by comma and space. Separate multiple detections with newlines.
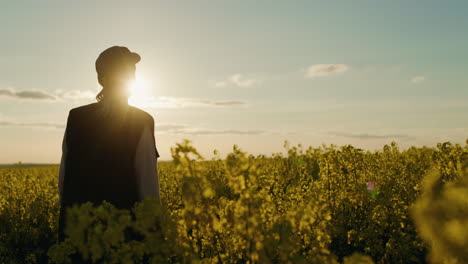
95, 46, 140, 77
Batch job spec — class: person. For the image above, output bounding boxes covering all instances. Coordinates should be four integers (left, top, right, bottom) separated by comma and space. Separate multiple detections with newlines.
57, 46, 161, 244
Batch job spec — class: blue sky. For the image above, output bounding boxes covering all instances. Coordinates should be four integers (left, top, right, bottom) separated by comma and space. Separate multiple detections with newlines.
1, 0, 467, 163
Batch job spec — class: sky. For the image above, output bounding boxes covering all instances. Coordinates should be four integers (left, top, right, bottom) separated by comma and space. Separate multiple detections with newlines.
1, 0, 467, 163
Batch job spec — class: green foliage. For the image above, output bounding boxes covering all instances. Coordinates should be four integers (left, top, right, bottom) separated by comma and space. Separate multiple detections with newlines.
0, 167, 58, 264
0, 139, 467, 263
342, 253, 374, 264
47, 197, 177, 264
411, 142, 468, 264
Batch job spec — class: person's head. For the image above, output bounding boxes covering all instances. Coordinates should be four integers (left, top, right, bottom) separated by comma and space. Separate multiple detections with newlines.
95, 46, 140, 102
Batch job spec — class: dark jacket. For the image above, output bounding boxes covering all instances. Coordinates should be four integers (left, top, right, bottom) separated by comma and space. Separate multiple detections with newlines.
58, 102, 159, 242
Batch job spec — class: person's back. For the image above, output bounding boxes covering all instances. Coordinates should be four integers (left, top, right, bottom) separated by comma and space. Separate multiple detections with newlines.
61, 102, 157, 209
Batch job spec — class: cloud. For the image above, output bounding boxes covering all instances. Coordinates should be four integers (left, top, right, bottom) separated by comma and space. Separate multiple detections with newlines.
0, 118, 266, 135
156, 123, 190, 133
0, 87, 247, 109
229, 74, 258, 87
155, 122, 266, 135
213, 73, 258, 87
0, 88, 56, 100
330, 132, 410, 139
0, 114, 268, 135
138, 96, 247, 109
304, 64, 350, 78
0, 87, 96, 102
411, 76, 425, 83
208, 100, 245, 106
185, 129, 266, 135
214, 81, 227, 87
0, 120, 65, 129
55, 89, 96, 100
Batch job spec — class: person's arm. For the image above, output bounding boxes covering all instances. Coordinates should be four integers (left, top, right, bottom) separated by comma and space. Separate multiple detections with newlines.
58, 129, 67, 206
58, 110, 73, 206
134, 125, 161, 204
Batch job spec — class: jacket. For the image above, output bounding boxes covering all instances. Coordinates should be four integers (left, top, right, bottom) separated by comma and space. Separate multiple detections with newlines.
57, 101, 160, 241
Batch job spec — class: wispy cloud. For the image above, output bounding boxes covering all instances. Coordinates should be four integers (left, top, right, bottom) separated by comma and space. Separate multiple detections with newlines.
54, 89, 96, 100
156, 122, 266, 135
135, 96, 247, 109
0, 120, 65, 129
229, 74, 258, 87
214, 81, 227, 87
0, 87, 245, 109
156, 123, 189, 132
304, 64, 350, 78
0, 87, 96, 101
213, 73, 258, 87
0, 117, 265, 135
330, 131, 410, 139
185, 129, 266, 135
411, 76, 425, 83
0, 88, 57, 101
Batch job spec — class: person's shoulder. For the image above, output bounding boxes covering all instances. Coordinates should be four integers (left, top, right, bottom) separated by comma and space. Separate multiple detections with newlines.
129, 106, 154, 124
69, 102, 99, 115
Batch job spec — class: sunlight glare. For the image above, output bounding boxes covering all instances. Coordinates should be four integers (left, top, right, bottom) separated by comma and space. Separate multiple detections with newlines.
128, 75, 150, 108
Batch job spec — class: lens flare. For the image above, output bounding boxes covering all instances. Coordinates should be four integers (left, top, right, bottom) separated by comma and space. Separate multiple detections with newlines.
367, 181, 375, 191
128, 76, 148, 108
367, 181, 377, 199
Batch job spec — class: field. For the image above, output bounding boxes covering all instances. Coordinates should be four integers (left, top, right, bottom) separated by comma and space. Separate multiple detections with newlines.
1, 139, 467, 264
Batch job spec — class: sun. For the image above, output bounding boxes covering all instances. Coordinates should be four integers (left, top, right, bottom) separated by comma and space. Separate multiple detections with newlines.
128, 75, 149, 108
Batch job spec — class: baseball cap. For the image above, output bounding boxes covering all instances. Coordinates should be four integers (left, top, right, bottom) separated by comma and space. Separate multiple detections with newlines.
95, 46, 141, 77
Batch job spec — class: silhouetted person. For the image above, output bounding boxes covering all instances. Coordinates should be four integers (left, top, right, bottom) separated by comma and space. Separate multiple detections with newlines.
57, 46, 161, 247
